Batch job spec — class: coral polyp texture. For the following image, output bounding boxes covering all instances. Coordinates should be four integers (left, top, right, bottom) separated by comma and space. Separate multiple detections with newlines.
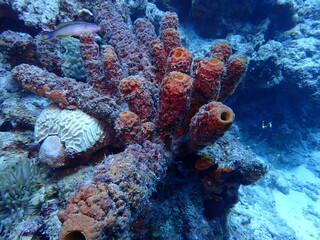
10, 1, 265, 239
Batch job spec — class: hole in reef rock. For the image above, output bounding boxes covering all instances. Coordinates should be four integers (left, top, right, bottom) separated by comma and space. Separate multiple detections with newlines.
0, 121, 14, 132
0, 4, 40, 36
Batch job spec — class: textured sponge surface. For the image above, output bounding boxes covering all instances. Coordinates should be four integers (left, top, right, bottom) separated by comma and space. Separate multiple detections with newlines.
35, 104, 105, 152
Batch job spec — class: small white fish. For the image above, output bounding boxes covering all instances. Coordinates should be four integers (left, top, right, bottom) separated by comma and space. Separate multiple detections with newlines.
43, 21, 101, 39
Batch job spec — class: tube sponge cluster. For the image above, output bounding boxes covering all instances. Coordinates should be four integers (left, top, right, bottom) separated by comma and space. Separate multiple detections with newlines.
10, 1, 253, 239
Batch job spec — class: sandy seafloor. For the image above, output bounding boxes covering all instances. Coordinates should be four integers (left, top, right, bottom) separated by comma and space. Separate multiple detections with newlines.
230, 160, 320, 240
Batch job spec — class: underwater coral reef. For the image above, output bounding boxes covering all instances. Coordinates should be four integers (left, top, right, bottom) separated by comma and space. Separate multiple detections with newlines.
9, 1, 267, 239
1, 0, 319, 239
0, 0, 268, 239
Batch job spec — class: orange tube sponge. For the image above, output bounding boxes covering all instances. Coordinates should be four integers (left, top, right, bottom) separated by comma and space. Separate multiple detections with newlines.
151, 39, 167, 80
115, 111, 155, 145
189, 101, 235, 150
156, 71, 192, 137
160, 28, 181, 55
116, 111, 140, 130
219, 56, 247, 101
160, 11, 180, 55
59, 141, 171, 240
210, 41, 231, 62
166, 47, 193, 74
101, 44, 123, 93
80, 33, 105, 92
193, 59, 225, 105
160, 12, 179, 31
133, 18, 157, 59
119, 76, 156, 121
11, 64, 121, 124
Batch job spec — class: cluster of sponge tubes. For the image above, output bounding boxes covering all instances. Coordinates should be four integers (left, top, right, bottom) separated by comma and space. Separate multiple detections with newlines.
11, 1, 255, 240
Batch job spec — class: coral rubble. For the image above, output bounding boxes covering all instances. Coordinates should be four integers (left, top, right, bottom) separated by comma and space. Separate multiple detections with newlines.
9, 1, 266, 239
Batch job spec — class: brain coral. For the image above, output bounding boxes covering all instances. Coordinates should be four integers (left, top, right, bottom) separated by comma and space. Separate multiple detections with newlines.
35, 103, 108, 153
